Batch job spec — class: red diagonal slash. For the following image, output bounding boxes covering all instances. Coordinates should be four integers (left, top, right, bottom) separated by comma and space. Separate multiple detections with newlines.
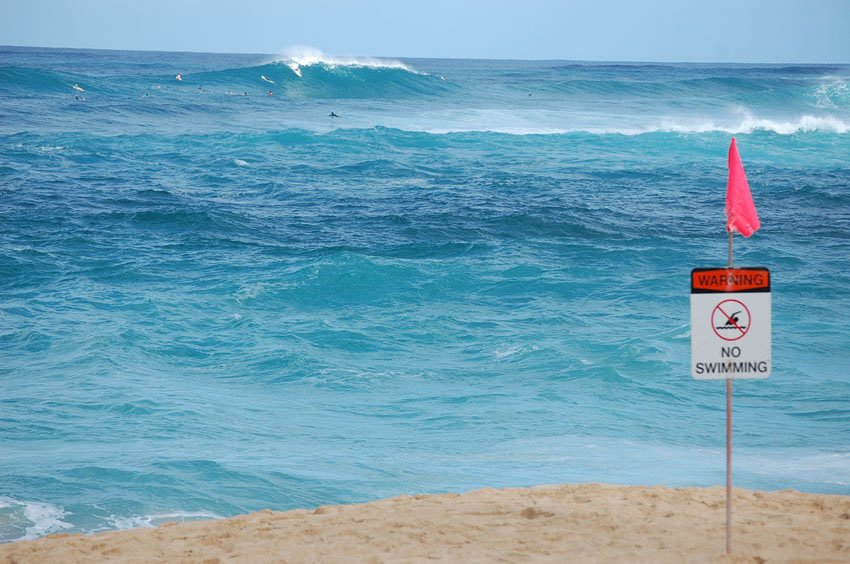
717, 305, 746, 336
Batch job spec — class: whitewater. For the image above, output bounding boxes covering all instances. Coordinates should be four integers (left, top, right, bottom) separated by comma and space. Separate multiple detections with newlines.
1, 46, 849, 542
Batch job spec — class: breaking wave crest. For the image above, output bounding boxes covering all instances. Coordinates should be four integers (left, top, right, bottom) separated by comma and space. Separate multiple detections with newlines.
0, 47, 440, 100
269, 46, 423, 77
813, 79, 849, 109
650, 114, 849, 135
173, 48, 444, 99
386, 112, 850, 136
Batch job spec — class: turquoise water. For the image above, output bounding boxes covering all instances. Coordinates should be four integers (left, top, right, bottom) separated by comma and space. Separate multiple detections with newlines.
1, 46, 849, 542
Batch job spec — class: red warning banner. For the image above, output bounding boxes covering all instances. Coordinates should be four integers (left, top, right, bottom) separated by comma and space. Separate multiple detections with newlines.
691, 267, 770, 293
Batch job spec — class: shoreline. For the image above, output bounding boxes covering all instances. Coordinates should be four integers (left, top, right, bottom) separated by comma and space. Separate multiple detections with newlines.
2, 483, 849, 563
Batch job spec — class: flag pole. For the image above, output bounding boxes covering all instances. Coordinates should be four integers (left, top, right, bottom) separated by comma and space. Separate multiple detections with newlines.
723, 136, 759, 555
726, 231, 733, 555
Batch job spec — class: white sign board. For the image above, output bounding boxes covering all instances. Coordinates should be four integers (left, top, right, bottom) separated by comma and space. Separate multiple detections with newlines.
691, 267, 771, 379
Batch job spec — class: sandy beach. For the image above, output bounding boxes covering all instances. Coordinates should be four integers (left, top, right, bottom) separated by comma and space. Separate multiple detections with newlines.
2, 483, 848, 563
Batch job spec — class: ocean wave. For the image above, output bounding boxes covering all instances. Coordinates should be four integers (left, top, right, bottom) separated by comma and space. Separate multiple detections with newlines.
0, 497, 73, 542
176, 54, 443, 99
108, 511, 221, 530
0, 67, 94, 94
268, 46, 423, 77
0, 497, 221, 542
651, 114, 849, 135
813, 78, 849, 109
0, 50, 437, 101
390, 113, 850, 136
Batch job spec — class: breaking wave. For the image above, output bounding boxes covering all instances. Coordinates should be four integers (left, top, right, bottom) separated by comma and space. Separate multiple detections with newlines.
813, 78, 849, 109
0, 497, 73, 542
107, 511, 222, 530
0, 47, 443, 100
269, 46, 423, 77
385, 112, 850, 136
164, 48, 446, 99
649, 114, 849, 135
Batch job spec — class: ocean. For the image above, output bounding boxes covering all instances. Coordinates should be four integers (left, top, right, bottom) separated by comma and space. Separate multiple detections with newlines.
1, 46, 849, 542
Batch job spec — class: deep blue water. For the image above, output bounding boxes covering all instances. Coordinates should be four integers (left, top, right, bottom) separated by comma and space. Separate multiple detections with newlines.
1, 46, 849, 542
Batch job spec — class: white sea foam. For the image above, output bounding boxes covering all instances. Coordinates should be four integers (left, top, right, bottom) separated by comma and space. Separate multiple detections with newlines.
356, 104, 850, 137
741, 450, 850, 486
387, 112, 850, 136
390, 121, 849, 136
652, 114, 849, 135
270, 46, 422, 77
494, 344, 541, 359
233, 158, 249, 167
287, 62, 303, 77
0, 496, 73, 541
490, 437, 850, 491
108, 511, 221, 530
814, 78, 849, 109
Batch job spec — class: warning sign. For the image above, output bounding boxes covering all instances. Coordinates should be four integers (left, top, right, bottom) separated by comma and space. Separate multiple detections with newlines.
691, 267, 771, 379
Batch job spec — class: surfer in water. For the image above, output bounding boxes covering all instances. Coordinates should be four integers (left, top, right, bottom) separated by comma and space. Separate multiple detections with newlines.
261, 75, 274, 84
328, 112, 340, 118
176, 73, 183, 81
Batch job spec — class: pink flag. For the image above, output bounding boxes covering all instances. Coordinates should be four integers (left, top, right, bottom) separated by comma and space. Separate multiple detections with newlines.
726, 137, 761, 237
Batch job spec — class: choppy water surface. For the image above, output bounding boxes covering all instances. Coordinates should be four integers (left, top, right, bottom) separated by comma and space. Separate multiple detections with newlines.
1, 46, 849, 541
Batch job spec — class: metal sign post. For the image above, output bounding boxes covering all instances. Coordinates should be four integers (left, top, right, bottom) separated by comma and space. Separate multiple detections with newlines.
691, 236, 771, 554
726, 232, 733, 555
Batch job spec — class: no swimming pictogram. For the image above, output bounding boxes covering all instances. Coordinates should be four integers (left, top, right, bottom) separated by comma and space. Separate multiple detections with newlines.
711, 299, 750, 341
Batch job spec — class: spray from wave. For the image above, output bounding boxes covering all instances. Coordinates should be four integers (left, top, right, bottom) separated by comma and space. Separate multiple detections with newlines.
268, 46, 423, 77
651, 113, 849, 135
813, 78, 849, 109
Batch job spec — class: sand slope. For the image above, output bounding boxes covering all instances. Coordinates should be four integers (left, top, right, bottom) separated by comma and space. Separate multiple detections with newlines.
2, 484, 849, 563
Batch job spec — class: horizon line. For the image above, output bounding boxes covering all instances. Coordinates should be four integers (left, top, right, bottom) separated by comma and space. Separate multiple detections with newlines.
2, 44, 848, 67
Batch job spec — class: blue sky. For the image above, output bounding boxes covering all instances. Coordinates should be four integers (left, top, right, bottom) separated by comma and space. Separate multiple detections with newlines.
2, 0, 849, 63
